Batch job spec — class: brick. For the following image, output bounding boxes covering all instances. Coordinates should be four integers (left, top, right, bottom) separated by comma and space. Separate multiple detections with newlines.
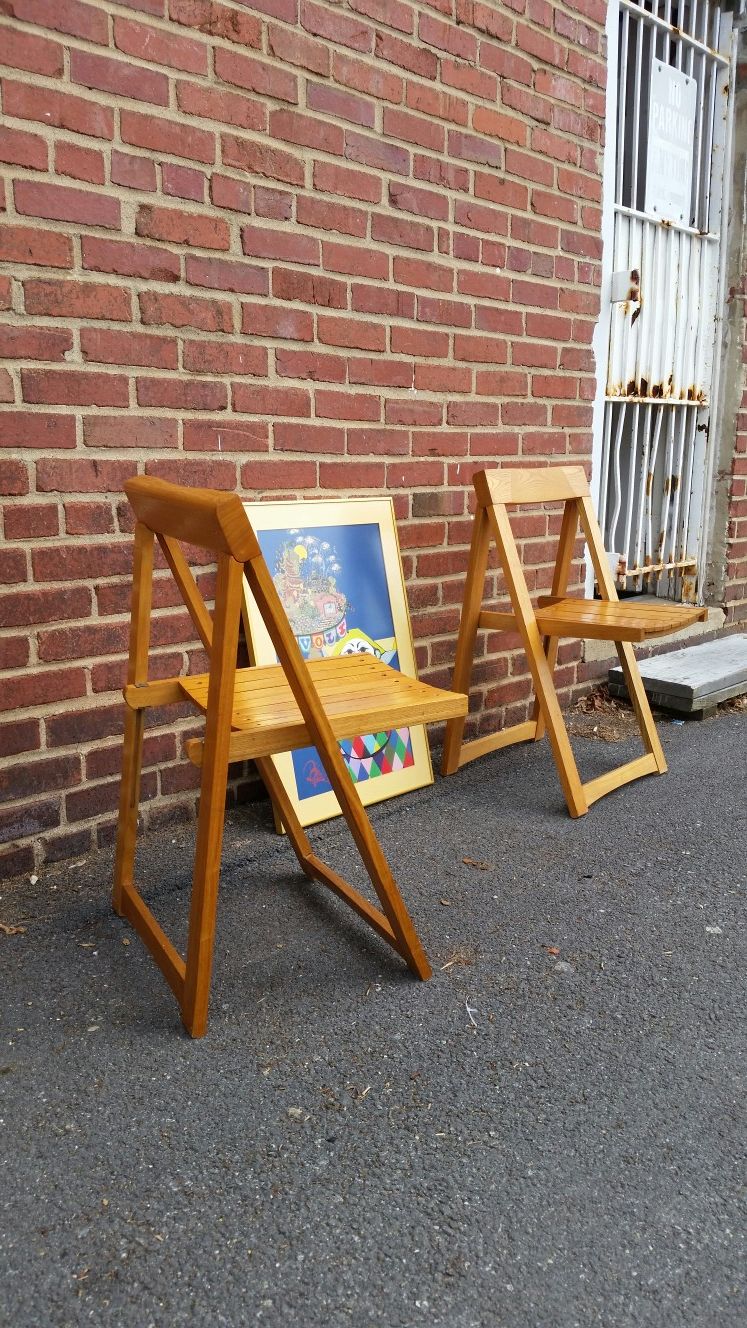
14, 180, 120, 230
390, 325, 448, 358
307, 82, 375, 130
345, 131, 409, 177
332, 50, 403, 104
0, 583, 90, 628
24, 279, 131, 322
186, 255, 268, 296
323, 240, 389, 281
301, 0, 373, 52
139, 291, 233, 333
184, 419, 269, 451
418, 295, 472, 328
472, 106, 527, 148
63, 502, 116, 535
372, 213, 434, 252
162, 163, 205, 202
183, 339, 268, 376
177, 80, 266, 133
241, 302, 313, 341
0, 460, 30, 495
222, 134, 305, 185
0, 753, 81, 803
348, 357, 411, 388
36, 458, 136, 492
0, 719, 41, 761
82, 416, 179, 449
346, 426, 409, 455
9, 0, 109, 45
318, 315, 385, 353
313, 160, 381, 204
209, 173, 253, 213
315, 390, 380, 421
275, 348, 346, 383
272, 269, 347, 308
2, 220, 75, 272
215, 47, 298, 103
389, 180, 449, 222
375, 31, 438, 80
241, 224, 319, 266
270, 108, 344, 156
81, 236, 180, 282
0, 126, 48, 172
170, 0, 262, 46
0, 26, 64, 77
2, 79, 114, 139
319, 460, 385, 488
122, 112, 215, 165
385, 399, 442, 426
233, 384, 310, 416
145, 458, 238, 489
21, 369, 129, 408
393, 257, 454, 293
114, 16, 208, 73
1, 410, 76, 450
137, 377, 228, 411
413, 155, 469, 193
406, 82, 469, 128
240, 459, 317, 490
273, 422, 345, 453
351, 285, 413, 318
81, 328, 177, 370
55, 141, 105, 185
135, 204, 229, 250
70, 49, 169, 106
0, 368, 14, 403
296, 195, 366, 238
267, 23, 330, 75
455, 200, 508, 237
4, 499, 58, 539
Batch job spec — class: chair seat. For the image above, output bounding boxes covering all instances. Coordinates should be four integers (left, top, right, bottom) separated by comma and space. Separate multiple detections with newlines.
180, 654, 467, 761
533, 596, 707, 642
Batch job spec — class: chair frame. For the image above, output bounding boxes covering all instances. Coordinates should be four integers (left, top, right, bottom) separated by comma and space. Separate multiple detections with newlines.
113, 478, 462, 1037
441, 466, 706, 818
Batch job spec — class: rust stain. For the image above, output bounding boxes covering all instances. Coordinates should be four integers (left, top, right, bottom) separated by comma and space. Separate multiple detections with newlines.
631, 304, 641, 327
645, 470, 654, 496
640, 377, 649, 395
671, 474, 680, 493
626, 378, 637, 396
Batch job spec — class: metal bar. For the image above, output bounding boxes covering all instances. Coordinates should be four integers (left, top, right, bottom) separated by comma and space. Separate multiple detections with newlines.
613, 203, 718, 243
622, 402, 639, 569
644, 405, 664, 586
631, 15, 644, 212
618, 0, 729, 66
668, 405, 689, 577
609, 400, 627, 552
632, 402, 652, 588
599, 402, 614, 530
656, 408, 677, 592
604, 397, 705, 406
679, 408, 698, 562
616, 7, 630, 205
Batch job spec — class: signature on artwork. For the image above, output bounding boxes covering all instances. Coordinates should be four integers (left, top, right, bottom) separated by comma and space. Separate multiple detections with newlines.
303, 759, 328, 789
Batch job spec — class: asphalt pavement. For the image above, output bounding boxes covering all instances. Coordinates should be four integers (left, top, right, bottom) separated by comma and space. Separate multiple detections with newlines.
1, 711, 745, 1328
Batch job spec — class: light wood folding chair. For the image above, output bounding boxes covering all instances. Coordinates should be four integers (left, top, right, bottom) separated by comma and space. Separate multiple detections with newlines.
113, 477, 467, 1037
441, 466, 707, 818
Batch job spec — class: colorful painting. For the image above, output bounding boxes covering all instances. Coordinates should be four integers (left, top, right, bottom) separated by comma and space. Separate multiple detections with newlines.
242, 498, 433, 829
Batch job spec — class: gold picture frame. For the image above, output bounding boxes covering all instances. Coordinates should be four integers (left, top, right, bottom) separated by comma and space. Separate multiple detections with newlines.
241, 496, 434, 829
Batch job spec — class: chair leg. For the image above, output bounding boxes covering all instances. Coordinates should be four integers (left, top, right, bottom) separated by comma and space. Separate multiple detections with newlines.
442, 505, 492, 775
113, 706, 145, 915
180, 753, 232, 1038
615, 640, 668, 772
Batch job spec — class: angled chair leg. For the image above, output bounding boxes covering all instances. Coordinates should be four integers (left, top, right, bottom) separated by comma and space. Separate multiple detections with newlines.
441, 505, 492, 775
113, 706, 145, 915
181, 557, 243, 1039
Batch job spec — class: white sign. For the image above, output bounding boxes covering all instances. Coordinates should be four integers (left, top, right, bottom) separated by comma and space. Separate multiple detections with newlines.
644, 62, 697, 224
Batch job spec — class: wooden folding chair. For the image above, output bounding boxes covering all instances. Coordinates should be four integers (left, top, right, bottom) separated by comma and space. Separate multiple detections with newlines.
113, 477, 466, 1037
441, 466, 707, 818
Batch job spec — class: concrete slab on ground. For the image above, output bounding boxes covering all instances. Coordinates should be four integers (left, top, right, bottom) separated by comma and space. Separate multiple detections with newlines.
609, 631, 747, 713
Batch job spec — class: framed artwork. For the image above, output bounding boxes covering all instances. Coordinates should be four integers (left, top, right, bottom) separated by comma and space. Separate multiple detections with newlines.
241, 497, 434, 829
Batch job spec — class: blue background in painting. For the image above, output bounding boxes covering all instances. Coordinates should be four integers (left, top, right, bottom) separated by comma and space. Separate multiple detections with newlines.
256, 522, 403, 801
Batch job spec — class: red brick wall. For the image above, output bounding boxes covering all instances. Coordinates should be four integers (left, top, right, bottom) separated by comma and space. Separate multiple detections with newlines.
2, 0, 610, 879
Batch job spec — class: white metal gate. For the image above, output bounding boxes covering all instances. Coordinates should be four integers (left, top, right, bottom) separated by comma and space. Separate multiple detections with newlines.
597, 0, 735, 602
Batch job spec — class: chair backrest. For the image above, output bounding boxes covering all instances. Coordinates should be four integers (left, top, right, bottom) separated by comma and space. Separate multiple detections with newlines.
126, 476, 261, 562
474, 465, 590, 508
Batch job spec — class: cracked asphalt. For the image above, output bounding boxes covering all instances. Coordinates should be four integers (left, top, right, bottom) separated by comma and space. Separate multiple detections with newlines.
1, 711, 745, 1328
